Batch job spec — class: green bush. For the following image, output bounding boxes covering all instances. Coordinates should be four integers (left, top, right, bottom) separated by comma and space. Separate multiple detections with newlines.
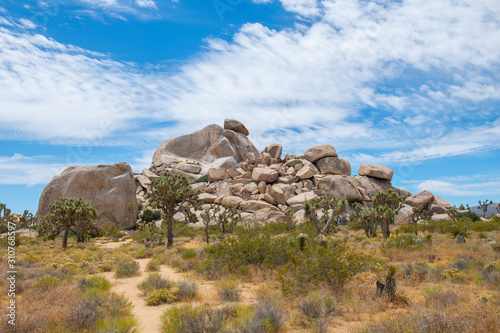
216, 279, 241, 302
383, 233, 424, 250
34, 275, 62, 291
78, 276, 112, 292
146, 288, 179, 306
146, 259, 161, 272
277, 239, 368, 295
492, 243, 500, 253
181, 248, 197, 259
161, 305, 226, 333
142, 209, 162, 224
115, 261, 140, 278
197, 226, 292, 278
177, 280, 198, 300
138, 273, 175, 296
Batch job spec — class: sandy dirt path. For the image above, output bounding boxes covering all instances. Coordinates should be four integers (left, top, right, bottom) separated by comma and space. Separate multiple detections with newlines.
101, 258, 189, 333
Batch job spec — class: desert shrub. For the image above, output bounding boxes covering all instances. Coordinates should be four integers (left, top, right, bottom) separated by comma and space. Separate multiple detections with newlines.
141, 209, 162, 224
197, 225, 292, 278
216, 279, 241, 302
146, 288, 179, 306
161, 305, 226, 333
401, 262, 429, 280
449, 255, 482, 271
146, 259, 161, 272
68, 288, 136, 332
176, 225, 197, 238
134, 247, 154, 259
95, 316, 138, 333
277, 239, 368, 295
33, 274, 62, 291
138, 273, 175, 296
103, 225, 123, 241
491, 243, 500, 253
78, 276, 111, 292
298, 291, 336, 333
177, 280, 198, 300
238, 297, 285, 333
382, 233, 423, 250
482, 262, 500, 287
478, 232, 488, 239
192, 174, 209, 184
360, 302, 500, 332
115, 261, 140, 278
181, 248, 197, 259
459, 210, 481, 222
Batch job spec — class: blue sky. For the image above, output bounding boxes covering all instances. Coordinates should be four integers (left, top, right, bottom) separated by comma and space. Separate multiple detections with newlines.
0, 0, 499, 214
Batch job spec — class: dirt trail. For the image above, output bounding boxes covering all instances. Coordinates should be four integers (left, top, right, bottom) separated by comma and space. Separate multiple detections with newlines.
101, 258, 189, 333
96, 240, 257, 332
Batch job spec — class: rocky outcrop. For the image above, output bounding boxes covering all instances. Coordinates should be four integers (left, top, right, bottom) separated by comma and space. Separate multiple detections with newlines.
224, 119, 249, 136
316, 157, 351, 176
36, 162, 138, 229
358, 164, 393, 181
151, 123, 260, 175
304, 144, 338, 162
405, 190, 435, 208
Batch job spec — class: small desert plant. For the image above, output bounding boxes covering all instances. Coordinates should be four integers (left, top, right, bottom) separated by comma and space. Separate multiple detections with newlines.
176, 280, 198, 300
78, 276, 112, 292
146, 288, 179, 306
115, 261, 140, 278
146, 259, 161, 272
491, 243, 500, 253
238, 297, 285, 333
298, 291, 336, 333
216, 279, 241, 302
181, 248, 197, 259
138, 273, 175, 296
161, 305, 226, 333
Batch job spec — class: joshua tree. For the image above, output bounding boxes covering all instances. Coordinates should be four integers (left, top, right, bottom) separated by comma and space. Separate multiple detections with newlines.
305, 196, 348, 236
377, 265, 399, 301
373, 189, 404, 238
148, 172, 201, 247
497, 203, 500, 214
409, 205, 430, 235
39, 197, 98, 249
478, 199, 493, 218
0, 203, 12, 233
350, 190, 404, 238
200, 204, 220, 244
19, 210, 35, 228
218, 202, 241, 235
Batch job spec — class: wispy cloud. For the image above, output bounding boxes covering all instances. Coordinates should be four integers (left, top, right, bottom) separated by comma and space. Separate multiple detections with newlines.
0, 154, 66, 186
0, 0, 499, 162
418, 178, 500, 197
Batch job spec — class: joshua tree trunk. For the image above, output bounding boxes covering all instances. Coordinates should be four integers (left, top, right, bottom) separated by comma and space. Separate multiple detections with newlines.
62, 228, 69, 249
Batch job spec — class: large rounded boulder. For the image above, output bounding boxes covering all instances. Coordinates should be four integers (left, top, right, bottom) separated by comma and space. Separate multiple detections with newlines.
152, 124, 261, 174
36, 162, 138, 229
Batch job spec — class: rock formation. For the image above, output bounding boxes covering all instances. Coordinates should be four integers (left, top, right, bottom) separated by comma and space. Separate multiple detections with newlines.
36, 162, 138, 229
36, 119, 450, 230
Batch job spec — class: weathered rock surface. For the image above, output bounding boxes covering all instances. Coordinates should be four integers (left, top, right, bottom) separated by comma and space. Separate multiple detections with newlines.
286, 191, 317, 205
296, 165, 314, 180
252, 168, 279, 183
358, 164, 393, 181
36, 162, 138, 229
304, 144, 338, 162
264, 143, 283, 160
316, 175, 369, 202
152, 124, 260, 173
224, 119, 249, 136
316, 157, 351, 176
208, 168, 229, 182
395, 204, 413, 225
405, 190, 435, 208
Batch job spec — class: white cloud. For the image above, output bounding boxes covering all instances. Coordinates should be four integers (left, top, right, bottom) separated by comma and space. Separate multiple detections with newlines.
418, 179, 500, 197
1, 0, 500, 162
135, 0, 157, 9
252, 0, 273, 3
280, 0, 322, 18
0, 154, 66, 186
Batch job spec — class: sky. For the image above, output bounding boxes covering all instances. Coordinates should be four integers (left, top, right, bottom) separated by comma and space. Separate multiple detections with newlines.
0, 0, 499, 214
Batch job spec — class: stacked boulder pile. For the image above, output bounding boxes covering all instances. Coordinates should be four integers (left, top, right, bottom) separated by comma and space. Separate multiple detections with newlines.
133, 119, 452, 226
36, 119, 452, 228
